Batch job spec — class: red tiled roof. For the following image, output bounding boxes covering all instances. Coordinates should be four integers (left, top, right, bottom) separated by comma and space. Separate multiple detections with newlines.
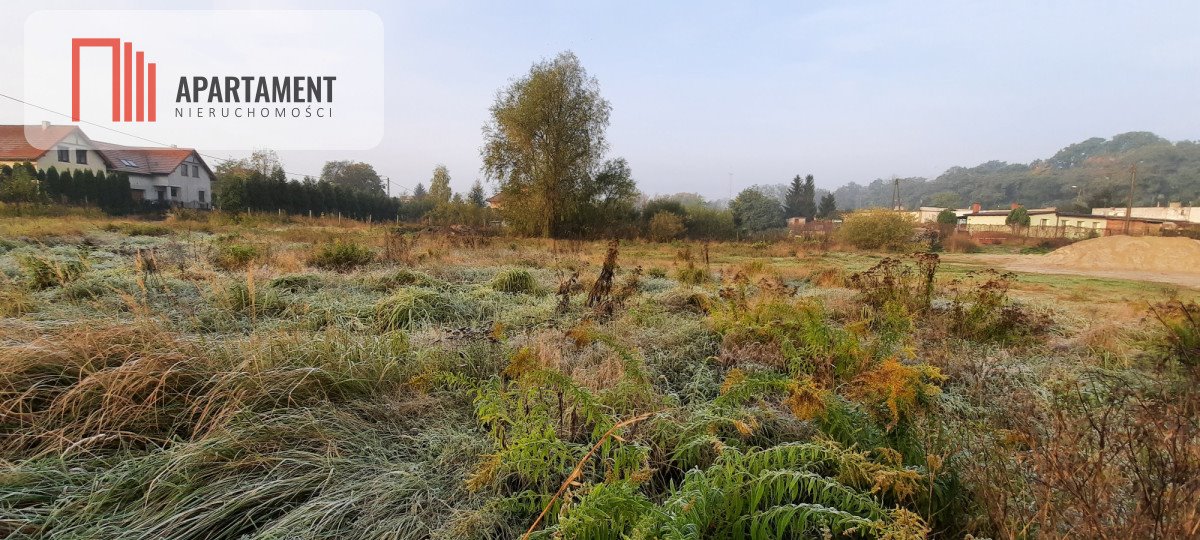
0, 124, 82, 161
94, 142, 199, 176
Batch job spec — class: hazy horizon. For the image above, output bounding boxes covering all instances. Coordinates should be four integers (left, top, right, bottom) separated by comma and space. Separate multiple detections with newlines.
2, 0, 1197, 200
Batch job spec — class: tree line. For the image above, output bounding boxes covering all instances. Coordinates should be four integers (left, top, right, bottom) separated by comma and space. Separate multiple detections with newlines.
0, 163, 133, 214
6, 50, 849, 240
833, 132, 1200, 212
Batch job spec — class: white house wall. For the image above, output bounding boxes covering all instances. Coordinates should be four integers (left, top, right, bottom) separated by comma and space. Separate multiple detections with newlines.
1, 132, 108, 175
128, 153, 212, 207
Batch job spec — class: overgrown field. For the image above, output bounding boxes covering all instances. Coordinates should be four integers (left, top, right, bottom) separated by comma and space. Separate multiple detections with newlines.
1, 213, 1197, 539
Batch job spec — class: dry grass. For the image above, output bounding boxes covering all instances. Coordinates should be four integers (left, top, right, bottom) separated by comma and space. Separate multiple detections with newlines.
1, 215, 1197, 540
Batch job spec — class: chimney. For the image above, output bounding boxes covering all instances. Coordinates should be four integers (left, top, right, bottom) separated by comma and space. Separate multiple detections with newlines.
1010, 202, 1020, 210
40, 121, 50, 130
971, 202, 981, 213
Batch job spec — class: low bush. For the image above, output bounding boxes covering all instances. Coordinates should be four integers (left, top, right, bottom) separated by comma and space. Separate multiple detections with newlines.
946, 270, 1051, 344
837, 209, 916, 251
309, 240, 375, 271
1149, 300, 1200, 368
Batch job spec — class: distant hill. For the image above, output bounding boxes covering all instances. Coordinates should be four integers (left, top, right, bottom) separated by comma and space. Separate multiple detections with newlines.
833, 132, 1200, 211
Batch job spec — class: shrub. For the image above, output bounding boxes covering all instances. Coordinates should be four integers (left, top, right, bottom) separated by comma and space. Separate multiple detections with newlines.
837, 209, 916, 251
18, 252, 88, 289
1149, 300, 1200, 368
309, 240, 375, 271
848, 254, 939, 313
647, 211, 686, 242
946, 270, 1050, 344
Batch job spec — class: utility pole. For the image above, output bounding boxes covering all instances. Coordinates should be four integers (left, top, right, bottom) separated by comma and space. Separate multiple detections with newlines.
891, 176, 900, 211
1124, 164, 1137, 235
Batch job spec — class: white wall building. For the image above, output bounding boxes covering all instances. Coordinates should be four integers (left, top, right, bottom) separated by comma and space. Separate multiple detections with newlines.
0, 123, 110, 175
96, 144, 213, 208
1091, 203, 1200, 224
0, 123, 213, 208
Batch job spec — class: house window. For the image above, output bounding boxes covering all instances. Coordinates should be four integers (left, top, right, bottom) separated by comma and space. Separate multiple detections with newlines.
1077, 221, 1084, 228
155, 187, 166, 201
1040, 218, 1048, 226
75, 150, 87, 164
57, 147, 69, 162
178, 165, 187, 175
170, 187, 180, 198
198, 190, 206, 203
192, 165, 199, 177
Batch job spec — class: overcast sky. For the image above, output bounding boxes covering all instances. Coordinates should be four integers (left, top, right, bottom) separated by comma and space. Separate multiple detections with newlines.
2, 0, 1198, 199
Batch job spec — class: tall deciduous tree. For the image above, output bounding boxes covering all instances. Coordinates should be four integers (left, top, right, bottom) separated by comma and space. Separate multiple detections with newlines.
730, 188, 784, 233
428, 165, 452, 204
482, 51, 634, 237
320, 160, 384, 195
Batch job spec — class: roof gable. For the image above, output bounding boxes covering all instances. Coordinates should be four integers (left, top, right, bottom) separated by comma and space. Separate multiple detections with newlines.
0, 125, 80, 161
95, 143, 211, 177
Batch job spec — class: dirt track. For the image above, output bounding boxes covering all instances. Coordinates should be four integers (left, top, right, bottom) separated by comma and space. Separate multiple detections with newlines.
940, 253, 1200, 289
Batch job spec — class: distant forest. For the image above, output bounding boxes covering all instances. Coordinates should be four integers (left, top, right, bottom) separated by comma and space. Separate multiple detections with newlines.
832, 132, 1200, 211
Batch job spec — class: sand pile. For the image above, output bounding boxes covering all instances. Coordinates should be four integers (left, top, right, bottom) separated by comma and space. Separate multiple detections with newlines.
1040, 236, 1200, 274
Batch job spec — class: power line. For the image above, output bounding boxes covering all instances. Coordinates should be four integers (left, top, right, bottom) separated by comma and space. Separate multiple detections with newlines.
0, 91, 325, 182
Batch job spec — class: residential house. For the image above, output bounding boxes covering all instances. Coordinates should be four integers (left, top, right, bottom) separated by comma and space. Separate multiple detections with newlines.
0, 123, 213, 208
964, 203, 1108, 239
96, 143, 213, 208
908, 206, 974, 224
1091, 203, 1200, 224
0, 123, 110, 175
